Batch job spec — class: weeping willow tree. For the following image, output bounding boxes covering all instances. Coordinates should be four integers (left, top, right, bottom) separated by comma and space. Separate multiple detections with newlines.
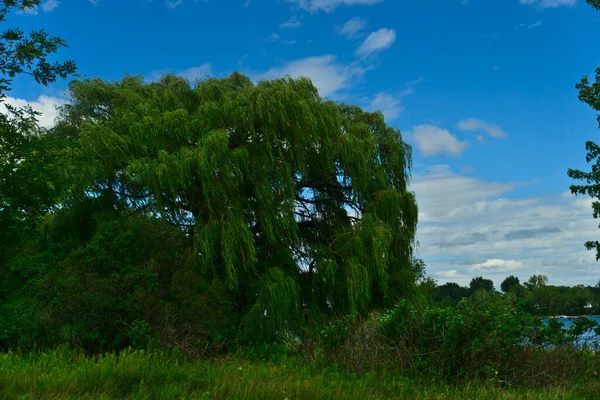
53, 72, 419, 342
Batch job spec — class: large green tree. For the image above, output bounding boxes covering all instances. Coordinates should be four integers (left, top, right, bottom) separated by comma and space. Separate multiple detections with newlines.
51, 73, 419, 342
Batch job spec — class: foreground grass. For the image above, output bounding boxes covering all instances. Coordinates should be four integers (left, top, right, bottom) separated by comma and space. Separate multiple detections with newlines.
0, 346, 596, 399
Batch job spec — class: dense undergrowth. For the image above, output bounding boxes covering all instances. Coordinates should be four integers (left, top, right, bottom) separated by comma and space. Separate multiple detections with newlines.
2, 293, 600, 398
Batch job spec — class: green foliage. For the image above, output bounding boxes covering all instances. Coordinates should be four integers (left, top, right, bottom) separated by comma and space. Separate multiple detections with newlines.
45, 73, 419, 343
0, 215, 237, 355
0, 0, 76, 281
587, 0, 600, 11
379, 294, 540, 381
470, 276, 495, 293
525, 274, 548, 290
568, 13, 600, 258
434, 282, 471, 306
501, 275, 520, 293
303, 295, 600, 390
241, 268, 304, 344
0, 0, 76, 99
432, 274, 600, 316
320, 312, 358, 349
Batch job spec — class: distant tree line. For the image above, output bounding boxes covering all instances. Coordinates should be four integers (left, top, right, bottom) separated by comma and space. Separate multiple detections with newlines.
428, 274, 600, 316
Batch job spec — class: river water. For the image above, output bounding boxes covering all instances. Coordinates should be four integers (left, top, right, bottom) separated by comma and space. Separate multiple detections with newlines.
542, 316, 600, 347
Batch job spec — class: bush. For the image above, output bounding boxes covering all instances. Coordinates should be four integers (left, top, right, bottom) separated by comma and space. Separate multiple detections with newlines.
307, 292, 600, 388
0, 217, 237, 356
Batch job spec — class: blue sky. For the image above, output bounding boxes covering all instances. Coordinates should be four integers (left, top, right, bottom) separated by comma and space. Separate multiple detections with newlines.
6, 0, 600, 288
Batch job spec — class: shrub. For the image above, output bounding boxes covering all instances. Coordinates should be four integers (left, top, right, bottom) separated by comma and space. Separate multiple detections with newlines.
309, 292, 600, 388
0, 217, 237, 356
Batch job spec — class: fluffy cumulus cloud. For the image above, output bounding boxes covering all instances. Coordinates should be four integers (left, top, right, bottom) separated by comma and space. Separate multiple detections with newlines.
370, 92, 403, 121
336, 17, 368, 38
286, 0, 384, 12
519, 0, 576, 8
409, 165, 600, 288
259, 55, 364, 98
1, 95, 66, 129
355, 28, 396, 58
457, 118, 507, 138
409, 125, 470, 156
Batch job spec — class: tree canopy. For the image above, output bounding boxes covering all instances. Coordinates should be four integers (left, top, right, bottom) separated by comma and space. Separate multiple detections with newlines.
470, 277, 495, 293
501, 275, 520, 293
27, 72, 419, 342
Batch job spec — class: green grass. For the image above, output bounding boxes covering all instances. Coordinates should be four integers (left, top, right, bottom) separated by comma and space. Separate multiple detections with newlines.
0, 346, 596, 399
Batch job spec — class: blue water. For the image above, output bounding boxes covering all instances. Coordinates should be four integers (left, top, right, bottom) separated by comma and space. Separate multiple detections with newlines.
542, 316, 600, 347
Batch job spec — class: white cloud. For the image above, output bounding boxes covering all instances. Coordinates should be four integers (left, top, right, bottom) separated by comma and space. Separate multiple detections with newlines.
165, 0, 183, 9
337, 17, 368, 38
258, 55, 364, 98
42, 0, 59, 12
177, 64, 213, 81
267, 33, 297, 45
368, 78, 422, 121
457, 118, 508, 138
370, 92, 403, 121
89, 0, 100, 5
409, 125, 470, 156
355, 28, 396, 58
436, 270, 468, 279
279, 16, 302, 28
519, 0, 576, 8
1, 95, 66, 129
492, 65, 499, 71
409, 165, 600, 287
286, 0, 384, 12
471, 259, 524, 273
148, 63, 213, 82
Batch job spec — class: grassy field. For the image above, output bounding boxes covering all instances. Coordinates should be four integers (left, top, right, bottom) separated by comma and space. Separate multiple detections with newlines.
0, 346, 596, 399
